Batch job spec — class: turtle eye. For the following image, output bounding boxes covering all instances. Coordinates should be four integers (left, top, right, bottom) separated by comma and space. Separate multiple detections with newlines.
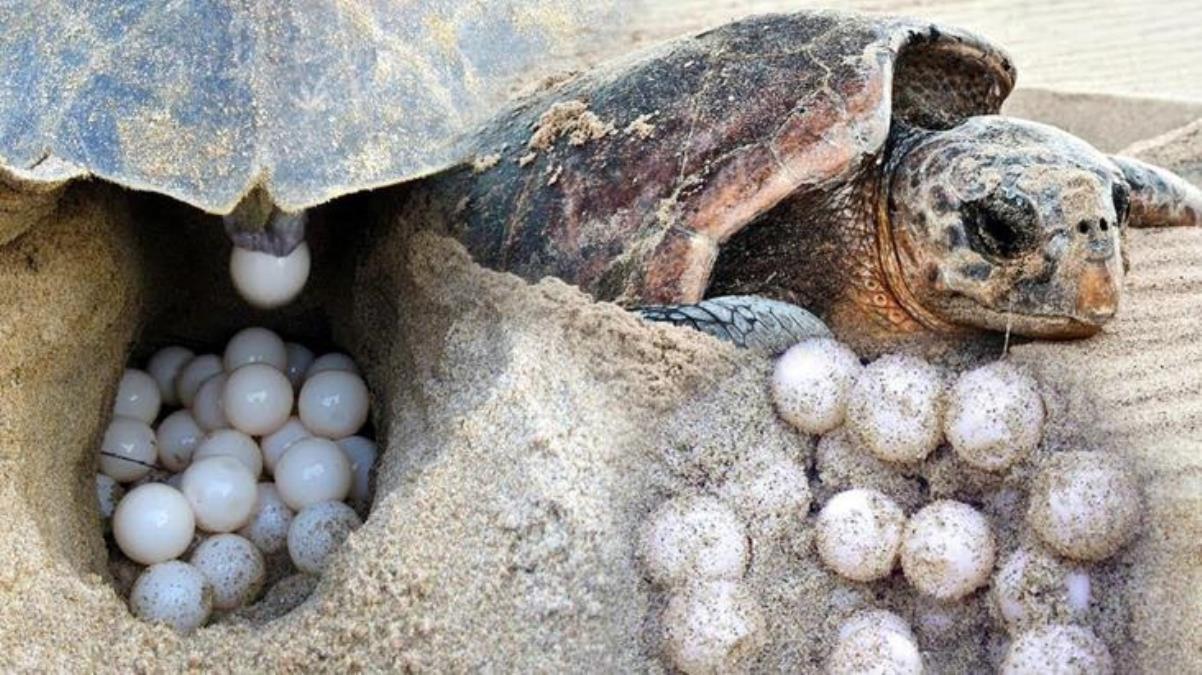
1112, 182, 1131, 225
962, 195, 1038, 260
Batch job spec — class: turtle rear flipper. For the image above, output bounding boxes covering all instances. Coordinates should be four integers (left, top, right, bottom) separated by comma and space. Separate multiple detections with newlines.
0, 159, 79, 247
1110, 156, 1202, 229
637, 295, 830, 355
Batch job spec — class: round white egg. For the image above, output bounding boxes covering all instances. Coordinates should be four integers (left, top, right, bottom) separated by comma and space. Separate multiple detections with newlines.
156, 409, 204, 472
112, 483, 196, 565
662, 579, 766, 675
829, 610, 923, 675
771, 337, 862, 434
261, 416, 311, 474
274, 438, 353, 510
193, 429, 263, 478
716, 451, 810, 538
816, 489, 906, 582
287, 501, 362, 574
223, 363, 293, 436
305, 352, 359, 379
98, 416, 158, 483
146, 346, 194, 407
238, 483, 294, 554
229, 242, 311, 309
1001, 624, 1113, 675
180, 456, 258, 533
945, 362, 1045, 472
189, 533, 266, 610
846, 354, 945, 464
1027, 451, 1140, 561
95, 473, 125, 521
191, 373, 229, 432
223, 326, 288, 372
991, 546, 1091, 634
129, 561, 213, 634
113, 368, 162, 424
901, 500, 996, 600
284, 342, 315, 389
336, 435, 378, 507
638, 495, 748, 588
175, 354, 224, 408
297, 370, 370, 439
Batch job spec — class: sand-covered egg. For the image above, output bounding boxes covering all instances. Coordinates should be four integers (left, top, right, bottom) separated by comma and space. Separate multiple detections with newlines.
229, 242, 311, 309
156, 409, 204, 472
846, 354, 945, 464
662, 580, 765, 675
298, 370, 370, 438
146, 346, 194, 407
274, 438, 353, 510
828, 609, 923, 675
129, 561, 213, 635
112, 368, 161, 424
223, 326, 288, 372
991, 546, 1091, 633
638, 496, 749, 588
944, 362, 1044, 472
112, 483, 196, 565
287, 501, 362, 574
717, 450, 810, 538
816, 489, 906, 582
98, 416, 158, 483
175, 354, 223, 408
1027, 451, 1140, 561
223, 363, 293, 436
1001, 624, 1113, 675
238, 483, 294, 554
180, 456, 258, 533
189, 533, 266, 610
901, 500, 996, 600
96, 473, 124, 522
193, 429, 263, 478
771, 337, 862, 434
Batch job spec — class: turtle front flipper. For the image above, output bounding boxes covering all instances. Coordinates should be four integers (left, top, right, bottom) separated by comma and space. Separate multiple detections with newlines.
636, 295, 830, 355
1111, 156, 1202, 229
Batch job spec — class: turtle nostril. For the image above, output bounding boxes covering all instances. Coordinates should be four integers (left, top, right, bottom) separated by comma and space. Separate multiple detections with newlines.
1099, 219, 1109, 231
1076, 221, 1091, 235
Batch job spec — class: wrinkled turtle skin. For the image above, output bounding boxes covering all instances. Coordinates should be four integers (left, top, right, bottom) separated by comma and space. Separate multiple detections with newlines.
405, 11, 1201, 353
0, 0, 610, 246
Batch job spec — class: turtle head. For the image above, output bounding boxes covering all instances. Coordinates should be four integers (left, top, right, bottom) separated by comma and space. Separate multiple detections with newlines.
887, 117, 1134, 338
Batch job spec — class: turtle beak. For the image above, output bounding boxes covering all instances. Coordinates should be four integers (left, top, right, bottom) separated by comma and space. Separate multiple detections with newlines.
1074, 260, 1121, 325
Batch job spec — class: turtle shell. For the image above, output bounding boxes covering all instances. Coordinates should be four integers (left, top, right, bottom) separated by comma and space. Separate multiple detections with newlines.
0, 0, 606, 215
447, 11, 1017, 305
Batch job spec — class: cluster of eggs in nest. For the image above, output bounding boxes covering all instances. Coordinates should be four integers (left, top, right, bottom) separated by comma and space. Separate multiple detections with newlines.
94, 327, 376, 633
639, 337, 1141, 674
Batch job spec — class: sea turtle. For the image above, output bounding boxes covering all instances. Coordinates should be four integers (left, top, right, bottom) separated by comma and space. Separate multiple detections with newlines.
3, 9, 1199, 354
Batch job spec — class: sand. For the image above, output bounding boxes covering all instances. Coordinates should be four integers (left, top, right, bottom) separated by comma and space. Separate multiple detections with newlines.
2, 7, 1201, 674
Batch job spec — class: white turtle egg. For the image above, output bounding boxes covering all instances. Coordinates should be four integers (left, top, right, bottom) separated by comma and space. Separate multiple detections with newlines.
238, 483, 294, 554
98, 416, 158, 483
284, 342, 315, 388
175, 354, 223, 408
305, 352, 359, 379
112, 483, 196, 565
180, 456, 258, 533
945, 362, 1045, 472
147, 346, 194, 407
662, 579, 766, 675
156, 409, 204, 472
95, 473, 125, 522
191, 373, 229, 432
901, 500, 996, 600
193, 429, 262, 478
261, 416, 311, 475
1027, 451, 1141, 562
637, 495, 749, 588
129, 561, 212, 634
991, 546, 1092, 634
816, 489, 906, 582
336, 435, 378, 506
298, 370, 370, 439
274, 438, 353, 510
223, 363, 293, 436
846, 354, 945, 464
113, 368, 162, 424
771, 337, 862, 434
828, 610, 923, 675
287, 501, 362, 574
1001, 624, 1113, 675
189, 533, 266, 610
717, 451, 810, 538
230, 242, 311, 309
223, 326, 288, 371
